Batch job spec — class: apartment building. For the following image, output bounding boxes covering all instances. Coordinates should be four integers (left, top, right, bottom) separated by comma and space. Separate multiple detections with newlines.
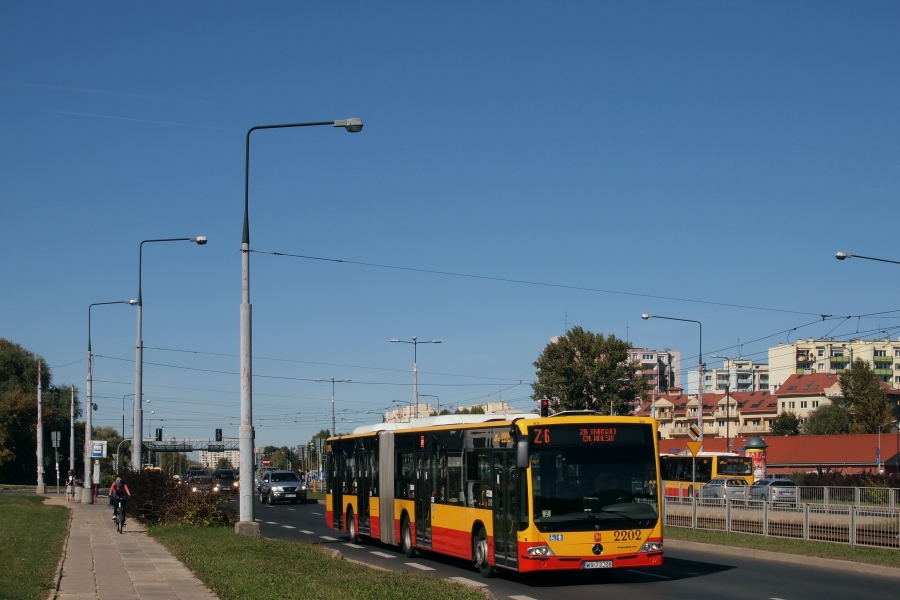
685, 359, 769, 394
635, 388, 778, 440
769, 337, 900, 391
197, 449, 240, 470
628, 347, 681, 393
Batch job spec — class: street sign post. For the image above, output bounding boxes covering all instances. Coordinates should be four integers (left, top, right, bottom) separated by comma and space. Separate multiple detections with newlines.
51, 431, 61, 494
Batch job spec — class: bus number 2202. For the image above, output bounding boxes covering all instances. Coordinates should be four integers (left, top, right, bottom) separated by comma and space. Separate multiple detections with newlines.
533, 428, 550, 444
613, 530, 641, 542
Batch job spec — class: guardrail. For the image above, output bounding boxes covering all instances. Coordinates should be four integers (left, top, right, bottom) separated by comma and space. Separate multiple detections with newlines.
663, 496, 900, 551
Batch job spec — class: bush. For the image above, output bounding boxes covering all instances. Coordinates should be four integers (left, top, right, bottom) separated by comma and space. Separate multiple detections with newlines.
799, 469, 900, 488
119, 470, 236, 526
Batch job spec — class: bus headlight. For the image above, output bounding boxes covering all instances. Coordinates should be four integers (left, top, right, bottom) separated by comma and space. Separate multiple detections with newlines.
526, 545, 555, 556
640, 542, 663, 552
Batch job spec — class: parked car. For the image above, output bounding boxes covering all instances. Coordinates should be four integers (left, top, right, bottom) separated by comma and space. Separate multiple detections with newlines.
212, 469, 238, 495
256, 467, 277, 492
750, 478, 798, 505
258, 470, 307, 505
697, 477, 749, 503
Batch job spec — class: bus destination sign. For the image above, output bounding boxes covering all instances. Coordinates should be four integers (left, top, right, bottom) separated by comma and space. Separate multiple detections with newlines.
528, 424, 651, 447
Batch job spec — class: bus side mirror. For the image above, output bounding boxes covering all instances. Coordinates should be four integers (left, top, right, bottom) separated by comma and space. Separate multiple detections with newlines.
516, 439, 529, 469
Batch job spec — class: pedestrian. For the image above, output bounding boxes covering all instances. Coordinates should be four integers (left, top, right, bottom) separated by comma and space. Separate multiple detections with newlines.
65, 469, 76, 502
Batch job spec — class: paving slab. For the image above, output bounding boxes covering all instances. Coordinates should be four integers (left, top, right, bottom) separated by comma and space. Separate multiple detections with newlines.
43, 494, 218, 600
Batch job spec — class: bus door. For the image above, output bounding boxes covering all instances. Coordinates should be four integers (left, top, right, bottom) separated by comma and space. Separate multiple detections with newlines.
330, 451, 344, 531
492, 450, 519, 569
356, 449, 371, 536
414, 450, 434, 549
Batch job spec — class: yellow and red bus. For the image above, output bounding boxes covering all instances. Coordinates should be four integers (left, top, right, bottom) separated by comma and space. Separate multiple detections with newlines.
659, 452, 753, 498
326, 412, 663, 577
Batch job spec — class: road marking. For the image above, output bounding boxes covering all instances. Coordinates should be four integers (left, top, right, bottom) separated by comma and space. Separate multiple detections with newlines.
509, 596, 537, 600
265, 521, 277, 525
447, 577, 487, 588
406, 562, 435, 571
254, 519, 261, 522
370, 551, 396, 558
311, 512, 322, 515
282, 525, 296, 529
320, 535, 338, 541
625, 569, 670, 579
287, 508, 295, 511
344, 543, 365, 549
300, 530, 315, 534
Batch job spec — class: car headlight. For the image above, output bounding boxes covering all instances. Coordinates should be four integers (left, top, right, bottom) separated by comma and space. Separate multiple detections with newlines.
300, 485, 307, 491
271, 486, 282, 492
526, 545, 555, 556
640, 541, 663, 552
191, 486, 198, 492
233, 482, 239, 488
213, 486, 220, 492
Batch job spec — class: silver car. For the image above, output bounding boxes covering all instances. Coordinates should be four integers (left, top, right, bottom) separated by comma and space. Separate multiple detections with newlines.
750, 478, 798, 505
697, 477, 749, 503
259, 470, 307, 505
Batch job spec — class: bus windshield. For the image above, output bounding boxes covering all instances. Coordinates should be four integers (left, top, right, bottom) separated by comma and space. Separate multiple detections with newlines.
531, 439, 658, 533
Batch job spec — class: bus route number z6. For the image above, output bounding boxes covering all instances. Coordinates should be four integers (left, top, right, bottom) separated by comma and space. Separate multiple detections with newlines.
613, 530, 641, 542
533, 428, 550, 444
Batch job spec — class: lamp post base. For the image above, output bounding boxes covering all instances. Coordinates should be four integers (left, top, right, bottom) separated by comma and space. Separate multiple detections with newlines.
234, 521, 260, 537
81, 487, 94, 504
35, 483, 46, 494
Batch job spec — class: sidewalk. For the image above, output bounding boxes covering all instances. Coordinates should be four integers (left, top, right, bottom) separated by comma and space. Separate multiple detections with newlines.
42, 494, 218, 600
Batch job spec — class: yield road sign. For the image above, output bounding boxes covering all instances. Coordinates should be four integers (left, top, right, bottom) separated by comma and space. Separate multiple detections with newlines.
686, 441, 703, 457
687, 424, 701, 441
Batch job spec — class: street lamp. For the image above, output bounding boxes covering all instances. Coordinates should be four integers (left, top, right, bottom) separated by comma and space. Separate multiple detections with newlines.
835, 252, 900, 265
83, 299, 136, 503
239, 118, 363, 534
390, 337, 441, 419
316, 378, 351, 438
133, 236, 206, 474
418, 393, 440, 415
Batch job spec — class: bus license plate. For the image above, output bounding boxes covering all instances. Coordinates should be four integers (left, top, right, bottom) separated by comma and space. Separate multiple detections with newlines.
285, 494, 296, 498
583, 560, 613, 569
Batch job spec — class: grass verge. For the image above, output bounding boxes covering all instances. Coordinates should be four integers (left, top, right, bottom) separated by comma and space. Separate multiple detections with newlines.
0, 495, 70, 600
665, 526, 900, 568
150, 525, 487, 600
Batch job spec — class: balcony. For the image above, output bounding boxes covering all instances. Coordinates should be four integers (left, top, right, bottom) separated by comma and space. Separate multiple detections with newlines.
738, 424, 769, 434
874, 368, 893, 376
829, 355, 849, 363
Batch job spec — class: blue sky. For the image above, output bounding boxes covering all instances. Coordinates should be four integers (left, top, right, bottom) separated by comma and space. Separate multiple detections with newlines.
2, 3, 898, 448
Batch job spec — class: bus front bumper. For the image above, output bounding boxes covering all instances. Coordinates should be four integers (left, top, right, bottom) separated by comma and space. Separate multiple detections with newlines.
517, 547, 663, 572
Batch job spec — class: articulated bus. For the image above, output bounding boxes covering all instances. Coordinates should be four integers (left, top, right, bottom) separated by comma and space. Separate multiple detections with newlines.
659, 452, 753, 498
325, 412, 663, 577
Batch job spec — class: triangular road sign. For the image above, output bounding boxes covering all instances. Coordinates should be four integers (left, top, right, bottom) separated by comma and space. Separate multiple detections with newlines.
686, 441, 703, 457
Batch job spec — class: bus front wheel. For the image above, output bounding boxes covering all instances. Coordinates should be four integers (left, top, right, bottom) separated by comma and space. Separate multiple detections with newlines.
347, 507, 358, 543
473, 527, 495, 578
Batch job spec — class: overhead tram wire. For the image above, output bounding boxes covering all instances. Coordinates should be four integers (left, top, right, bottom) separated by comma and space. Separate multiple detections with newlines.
249, 249, 827, 317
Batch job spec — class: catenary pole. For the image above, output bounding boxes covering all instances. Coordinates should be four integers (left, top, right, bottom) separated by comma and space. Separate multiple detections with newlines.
69, 387, 75, 471
36, 361, 44, 493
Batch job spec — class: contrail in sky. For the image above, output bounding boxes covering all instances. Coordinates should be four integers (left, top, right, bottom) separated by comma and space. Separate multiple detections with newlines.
44, 110, 239, 132
1, 80, 226, 106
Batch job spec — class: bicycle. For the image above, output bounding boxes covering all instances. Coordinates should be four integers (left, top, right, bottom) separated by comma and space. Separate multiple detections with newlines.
113, 497, 126, 534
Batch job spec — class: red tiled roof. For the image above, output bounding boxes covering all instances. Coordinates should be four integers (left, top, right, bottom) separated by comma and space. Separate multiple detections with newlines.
775, 373, 841, 396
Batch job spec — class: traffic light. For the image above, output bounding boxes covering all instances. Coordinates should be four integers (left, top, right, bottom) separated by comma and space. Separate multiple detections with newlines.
539, 399, 550, 417
155, 428, 162, 442
215, 428, 222, 442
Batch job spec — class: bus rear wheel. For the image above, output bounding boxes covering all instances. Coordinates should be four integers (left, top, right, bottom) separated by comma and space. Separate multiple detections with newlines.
401, 516, 416, 558
347, 507, 358, 543
473, 527, 495, 578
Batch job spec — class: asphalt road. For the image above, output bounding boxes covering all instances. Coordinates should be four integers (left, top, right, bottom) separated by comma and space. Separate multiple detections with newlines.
233, 496, 898, 600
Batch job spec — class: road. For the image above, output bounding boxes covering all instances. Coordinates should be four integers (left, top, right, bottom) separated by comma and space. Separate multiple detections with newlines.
235, 496, 897, 600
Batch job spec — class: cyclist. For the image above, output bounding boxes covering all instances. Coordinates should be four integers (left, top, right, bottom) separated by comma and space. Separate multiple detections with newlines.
109, 476, 132, 522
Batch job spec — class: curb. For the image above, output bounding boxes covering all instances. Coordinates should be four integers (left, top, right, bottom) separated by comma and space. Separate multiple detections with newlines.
666, 539, 900, 579
45, 501, 74, 600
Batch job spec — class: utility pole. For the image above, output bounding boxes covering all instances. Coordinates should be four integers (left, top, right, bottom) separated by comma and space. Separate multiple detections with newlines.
69, 387, 75, 471
36, 361, 45, 494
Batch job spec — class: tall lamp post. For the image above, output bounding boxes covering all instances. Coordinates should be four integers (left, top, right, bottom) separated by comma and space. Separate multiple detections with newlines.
134, 236, 206, 474
390, 337, 441, 419
316, 378, 351, 436
418, 393, 440, 415
84, 299, 137, 503
238, 118, 363, 534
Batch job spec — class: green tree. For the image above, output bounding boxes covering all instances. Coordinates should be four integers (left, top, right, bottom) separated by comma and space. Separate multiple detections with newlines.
0, 339, 83, 484
769, 411, 801, 436
802, 401, 852, 435
455, 405, 485, 415
215, 457, 231, 470
531, 327, 646, 415
840, 359, 893, 433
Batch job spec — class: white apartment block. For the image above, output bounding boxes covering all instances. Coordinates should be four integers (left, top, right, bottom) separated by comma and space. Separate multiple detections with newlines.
197, 449, 240, 469
628, 348, 681, 392
768, 337, 900, 391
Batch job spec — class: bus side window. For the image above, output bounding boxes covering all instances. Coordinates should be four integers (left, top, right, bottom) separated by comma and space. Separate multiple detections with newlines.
447, 452, 462, 504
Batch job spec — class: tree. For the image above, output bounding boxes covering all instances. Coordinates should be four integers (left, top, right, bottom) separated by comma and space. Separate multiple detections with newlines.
802, 401, 852, 435
531, 326, 646, 415
215, 457, 231, 470
455, 405, 485, 415
0, 339, 82, 484
769, 411, 801, 436
840, 359, 893, 434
